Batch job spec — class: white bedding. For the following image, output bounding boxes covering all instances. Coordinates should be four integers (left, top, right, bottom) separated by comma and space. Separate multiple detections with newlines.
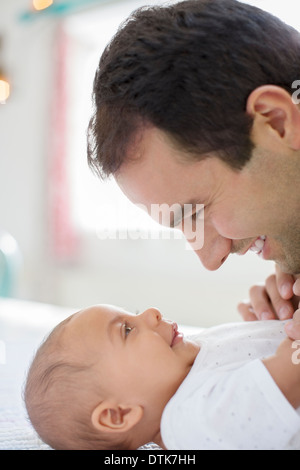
0, 298, 73, 450
0, 298, 201, 450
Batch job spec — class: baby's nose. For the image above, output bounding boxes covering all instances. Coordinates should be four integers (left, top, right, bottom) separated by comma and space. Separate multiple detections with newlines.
140, 307, 162, 326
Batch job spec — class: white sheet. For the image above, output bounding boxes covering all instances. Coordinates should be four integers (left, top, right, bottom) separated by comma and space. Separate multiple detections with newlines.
0, 298, 73, 450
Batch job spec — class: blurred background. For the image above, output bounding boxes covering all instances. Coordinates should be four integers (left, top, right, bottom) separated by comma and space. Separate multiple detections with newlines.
0, 0, 296, 327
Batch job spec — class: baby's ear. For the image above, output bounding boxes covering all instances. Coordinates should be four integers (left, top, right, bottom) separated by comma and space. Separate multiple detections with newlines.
91, 400, 143, 433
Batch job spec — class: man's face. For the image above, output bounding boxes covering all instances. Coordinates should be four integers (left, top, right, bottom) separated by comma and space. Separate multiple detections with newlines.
116, 127, 300, 274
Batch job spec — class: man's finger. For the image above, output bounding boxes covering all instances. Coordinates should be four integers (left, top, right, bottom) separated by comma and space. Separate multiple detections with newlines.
248, 284, 277, 320
284, 309, 300, 340
275, 264, 295, 299
265, 274, 294, 320
293, 278, 300, 297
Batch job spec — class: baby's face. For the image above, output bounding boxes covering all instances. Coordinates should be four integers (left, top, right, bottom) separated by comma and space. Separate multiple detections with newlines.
63, 305, 199, 411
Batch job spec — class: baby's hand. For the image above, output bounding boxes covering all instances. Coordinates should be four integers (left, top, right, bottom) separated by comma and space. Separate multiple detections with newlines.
263, 333, 300, 409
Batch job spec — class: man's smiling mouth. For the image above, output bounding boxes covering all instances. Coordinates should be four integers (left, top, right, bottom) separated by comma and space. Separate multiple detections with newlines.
249, 235, 266, 255
237, 235, 267, 257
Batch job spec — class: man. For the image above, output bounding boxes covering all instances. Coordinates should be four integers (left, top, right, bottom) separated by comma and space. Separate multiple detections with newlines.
87, 0, 300, 337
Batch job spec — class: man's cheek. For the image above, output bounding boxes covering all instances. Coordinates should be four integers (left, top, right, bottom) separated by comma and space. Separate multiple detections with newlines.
212, 214, 251, 240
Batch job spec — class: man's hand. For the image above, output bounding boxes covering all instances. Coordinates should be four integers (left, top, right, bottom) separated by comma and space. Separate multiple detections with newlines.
285, 309, 300, 340
237, 265, 300, 322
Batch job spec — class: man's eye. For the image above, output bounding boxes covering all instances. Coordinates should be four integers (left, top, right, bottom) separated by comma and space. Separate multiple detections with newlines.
191, 208, 203, 220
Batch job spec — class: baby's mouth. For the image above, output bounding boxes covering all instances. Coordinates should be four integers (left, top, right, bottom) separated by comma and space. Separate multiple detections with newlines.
249, 235, 266, 255
171, 322, 183, 347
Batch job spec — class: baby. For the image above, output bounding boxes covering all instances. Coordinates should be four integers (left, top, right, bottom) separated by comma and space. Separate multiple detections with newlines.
24, 304, 300, 450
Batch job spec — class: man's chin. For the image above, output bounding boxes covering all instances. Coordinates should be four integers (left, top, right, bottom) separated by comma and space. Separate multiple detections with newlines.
275, 259, 300, 277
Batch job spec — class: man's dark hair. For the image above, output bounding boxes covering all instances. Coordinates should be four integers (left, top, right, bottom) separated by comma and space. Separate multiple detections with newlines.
87, 0, 300, 178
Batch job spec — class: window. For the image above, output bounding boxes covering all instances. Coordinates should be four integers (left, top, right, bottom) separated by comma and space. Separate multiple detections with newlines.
63, 0, 299, 242
63, 0, 177, 242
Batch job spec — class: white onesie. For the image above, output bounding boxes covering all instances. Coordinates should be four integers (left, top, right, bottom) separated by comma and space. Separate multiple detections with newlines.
160, 320, 300, 450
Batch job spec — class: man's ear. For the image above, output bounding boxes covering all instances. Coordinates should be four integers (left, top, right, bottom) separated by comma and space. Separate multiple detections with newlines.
91, 401, 143, 433
246, 85, 300, 150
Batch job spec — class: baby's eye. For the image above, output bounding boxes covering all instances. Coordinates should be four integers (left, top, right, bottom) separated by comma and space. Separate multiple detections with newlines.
123, 323, 132, 338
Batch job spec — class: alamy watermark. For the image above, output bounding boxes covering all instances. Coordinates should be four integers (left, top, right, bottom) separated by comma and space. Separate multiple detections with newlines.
292, 340, 300, 365
292, 80, 300, 104
96, 203, 204, 251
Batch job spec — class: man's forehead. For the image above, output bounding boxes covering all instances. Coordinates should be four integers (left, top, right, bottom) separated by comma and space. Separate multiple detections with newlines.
116, 156, 209, 213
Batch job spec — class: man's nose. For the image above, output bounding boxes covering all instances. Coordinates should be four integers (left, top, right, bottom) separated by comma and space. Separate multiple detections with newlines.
192, 225, 232, 271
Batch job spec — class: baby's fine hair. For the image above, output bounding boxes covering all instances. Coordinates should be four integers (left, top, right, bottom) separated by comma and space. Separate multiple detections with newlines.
24, 315, 128, 450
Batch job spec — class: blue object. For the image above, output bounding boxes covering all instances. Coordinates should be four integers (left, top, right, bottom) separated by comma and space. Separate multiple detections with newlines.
0, 231, 21, 298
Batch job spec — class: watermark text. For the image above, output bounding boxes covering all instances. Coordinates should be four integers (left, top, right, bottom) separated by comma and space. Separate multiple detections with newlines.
292, 80, 300, 104
292, 340, 300, 365
96, 203, 204, 251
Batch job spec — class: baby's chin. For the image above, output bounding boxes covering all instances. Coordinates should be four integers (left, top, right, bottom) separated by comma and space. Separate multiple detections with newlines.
182, 336, 201, 360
